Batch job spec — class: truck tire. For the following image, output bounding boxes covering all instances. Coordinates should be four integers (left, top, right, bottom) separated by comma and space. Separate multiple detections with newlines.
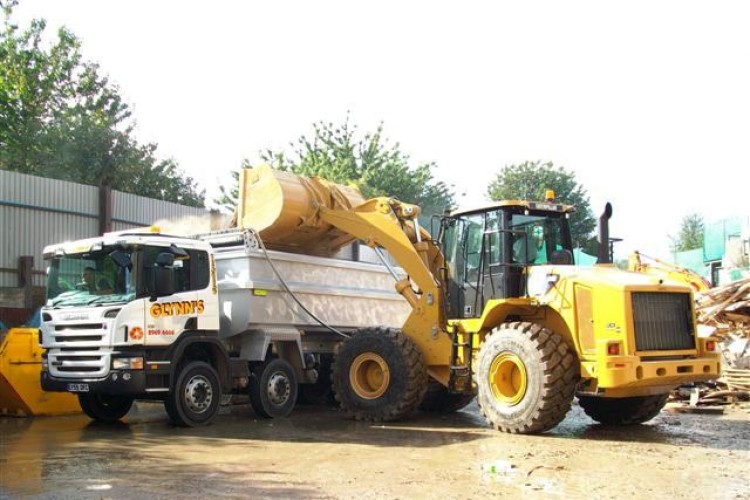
165, 361, 221, 427
418, 378, 475, 413
78, 393, 134, 423
332, 327, 428, 422
249, 358, 298, 418
476, 322, 578, 434
578, 394, 669, 425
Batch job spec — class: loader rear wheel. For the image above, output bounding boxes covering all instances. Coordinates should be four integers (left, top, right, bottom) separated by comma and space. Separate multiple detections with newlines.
476, 322, 578, 434
249, 358, 298, 418
78, 393, 134, 423
332, 327, 428, 422
418, 378, 476, 413
165, 361, 221, 427
578, 394, 669, 425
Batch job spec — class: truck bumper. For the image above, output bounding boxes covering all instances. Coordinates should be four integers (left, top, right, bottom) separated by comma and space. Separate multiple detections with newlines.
41, 369, 146, 396
581, 354, 722, 396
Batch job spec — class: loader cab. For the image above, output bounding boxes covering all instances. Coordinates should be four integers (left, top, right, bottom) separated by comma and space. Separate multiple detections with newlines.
440, 198, 575, 319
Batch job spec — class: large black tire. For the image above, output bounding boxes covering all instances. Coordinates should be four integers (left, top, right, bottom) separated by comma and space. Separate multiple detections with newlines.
165, 361, 221, 427
332, 327, 428, 422
476, 322, 578, 434
249, 358, 298, 418
578, 394, 669, 425
419, 378, 475, 413
78, 393, 134, 423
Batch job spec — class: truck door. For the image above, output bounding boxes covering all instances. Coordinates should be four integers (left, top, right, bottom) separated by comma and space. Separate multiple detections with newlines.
140, 247, 203, 346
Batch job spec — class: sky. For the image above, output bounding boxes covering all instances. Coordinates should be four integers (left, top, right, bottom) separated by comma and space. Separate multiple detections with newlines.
13, 0, 750, 260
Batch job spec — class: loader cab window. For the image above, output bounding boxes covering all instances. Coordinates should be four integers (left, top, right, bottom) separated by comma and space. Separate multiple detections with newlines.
443, 207, 573, 319
443, 211, 504, 319
510, 213, 571, 266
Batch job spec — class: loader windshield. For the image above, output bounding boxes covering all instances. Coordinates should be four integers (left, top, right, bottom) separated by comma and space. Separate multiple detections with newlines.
46, 247, 135, 307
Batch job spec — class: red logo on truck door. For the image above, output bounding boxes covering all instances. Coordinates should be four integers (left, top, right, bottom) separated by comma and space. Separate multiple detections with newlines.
149, 300, 205, 318
129, 327, 144, 341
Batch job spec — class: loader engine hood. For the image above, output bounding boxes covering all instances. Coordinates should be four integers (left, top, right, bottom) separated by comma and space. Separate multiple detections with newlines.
526, 264, 695, 301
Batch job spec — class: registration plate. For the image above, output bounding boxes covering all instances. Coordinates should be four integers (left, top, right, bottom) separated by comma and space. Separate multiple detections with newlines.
67, 383, 89, 392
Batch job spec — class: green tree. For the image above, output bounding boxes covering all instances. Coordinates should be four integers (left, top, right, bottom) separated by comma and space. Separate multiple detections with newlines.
670, 213, 704, 252
217, 118, 455, 224
487, 160, 597, 248
0, 2, 204, 206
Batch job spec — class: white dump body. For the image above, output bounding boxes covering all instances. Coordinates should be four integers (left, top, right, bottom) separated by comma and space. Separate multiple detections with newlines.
213, 245, 410, 339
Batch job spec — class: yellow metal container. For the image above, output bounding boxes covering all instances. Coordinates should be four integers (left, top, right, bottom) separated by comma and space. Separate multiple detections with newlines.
236, 165, 365, 255
0, 328, 81, 416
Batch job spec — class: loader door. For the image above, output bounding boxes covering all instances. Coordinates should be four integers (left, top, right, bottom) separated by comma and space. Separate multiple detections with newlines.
443, 212, 508, 319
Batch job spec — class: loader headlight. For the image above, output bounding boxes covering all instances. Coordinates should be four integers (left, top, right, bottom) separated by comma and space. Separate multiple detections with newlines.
112, 357, 144, 370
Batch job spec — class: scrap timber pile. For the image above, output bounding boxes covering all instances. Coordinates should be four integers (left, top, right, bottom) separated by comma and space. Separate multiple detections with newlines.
679, 277, 750, 409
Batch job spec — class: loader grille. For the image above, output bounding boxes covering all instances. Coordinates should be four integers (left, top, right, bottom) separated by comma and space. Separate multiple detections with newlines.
632, 292, 696, 352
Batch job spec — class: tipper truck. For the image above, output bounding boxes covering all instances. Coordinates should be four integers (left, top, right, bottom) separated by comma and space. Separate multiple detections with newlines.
38, 166, 721, 432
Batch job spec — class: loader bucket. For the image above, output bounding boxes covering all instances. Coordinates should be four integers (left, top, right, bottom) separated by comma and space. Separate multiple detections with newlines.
0, 328, 81, 416
236, 164, 365, 255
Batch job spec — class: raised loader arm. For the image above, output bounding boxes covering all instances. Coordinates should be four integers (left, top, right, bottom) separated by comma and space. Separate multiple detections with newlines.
235, 166, 453, 384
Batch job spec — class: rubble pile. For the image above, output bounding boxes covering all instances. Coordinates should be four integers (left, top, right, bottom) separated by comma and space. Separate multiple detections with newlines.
673, 277, 750, 410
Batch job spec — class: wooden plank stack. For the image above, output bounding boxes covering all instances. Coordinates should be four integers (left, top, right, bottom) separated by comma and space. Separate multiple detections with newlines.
695, 276, 750, 337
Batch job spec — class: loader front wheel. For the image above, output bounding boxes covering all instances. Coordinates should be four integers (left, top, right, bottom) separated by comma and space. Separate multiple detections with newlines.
476, 322, 578, 434
578, 394, 669, 425
332, 327, 427, 421
418, 378, 476, 413
78, 393, 134, 423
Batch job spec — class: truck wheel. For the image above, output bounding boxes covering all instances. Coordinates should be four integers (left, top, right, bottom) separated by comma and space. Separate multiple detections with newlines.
578, 394, 669, 425
332, 327, 428, 422
166, 361, 221, 427
78, 393, 134, 423
476, 322, 578, 434
249, 358, 298, 418
418, 378, 475, 413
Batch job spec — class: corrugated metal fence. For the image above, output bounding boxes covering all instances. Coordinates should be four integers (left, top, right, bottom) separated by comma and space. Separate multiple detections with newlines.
0, 170, 209, 289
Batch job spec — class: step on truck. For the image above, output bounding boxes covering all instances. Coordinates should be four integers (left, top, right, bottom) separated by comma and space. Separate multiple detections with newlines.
39, 166, 721, 432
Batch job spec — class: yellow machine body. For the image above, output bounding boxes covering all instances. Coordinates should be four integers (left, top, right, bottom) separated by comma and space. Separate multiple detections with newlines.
0, 328, 81, 416
451, 265, 721, 397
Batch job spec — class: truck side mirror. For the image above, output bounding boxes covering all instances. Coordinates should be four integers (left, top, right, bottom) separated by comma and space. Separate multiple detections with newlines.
156, 252, 175, 267
109, 249, 132, 270
150, 252, 176, 300
151, 267, 175, 300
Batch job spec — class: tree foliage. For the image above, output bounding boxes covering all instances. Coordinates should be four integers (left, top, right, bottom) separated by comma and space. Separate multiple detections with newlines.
670, 213, 704, 252
0, 2, 204, 206
487, 160, 597, 248
217, 117, 455, 224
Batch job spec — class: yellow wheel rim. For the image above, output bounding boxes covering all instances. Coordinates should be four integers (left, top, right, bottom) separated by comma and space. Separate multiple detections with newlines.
489, 352, 527, 405
350, 353, 390, 400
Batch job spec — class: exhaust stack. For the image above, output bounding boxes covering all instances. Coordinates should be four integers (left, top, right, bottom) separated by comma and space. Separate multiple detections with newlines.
597, 202, 613, 264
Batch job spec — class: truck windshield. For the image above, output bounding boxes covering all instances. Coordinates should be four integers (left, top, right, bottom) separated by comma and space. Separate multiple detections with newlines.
46, 248, 135, 307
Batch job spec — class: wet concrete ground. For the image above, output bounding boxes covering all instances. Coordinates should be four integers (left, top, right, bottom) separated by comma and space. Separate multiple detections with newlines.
1, 401, 749, 499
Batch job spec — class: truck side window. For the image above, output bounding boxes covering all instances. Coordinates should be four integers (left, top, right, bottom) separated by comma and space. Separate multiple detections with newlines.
189, 250, 210, 290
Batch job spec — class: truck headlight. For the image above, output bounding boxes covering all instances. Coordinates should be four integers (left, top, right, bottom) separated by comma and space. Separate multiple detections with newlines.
42, 357, 49, 370
112, 357, 144, 370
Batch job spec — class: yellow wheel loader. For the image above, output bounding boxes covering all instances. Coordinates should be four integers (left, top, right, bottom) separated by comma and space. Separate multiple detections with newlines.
236, 167, 721, 433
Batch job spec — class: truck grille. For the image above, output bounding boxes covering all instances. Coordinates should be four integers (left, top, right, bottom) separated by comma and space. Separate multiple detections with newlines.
49, 349, 108, 377
632, 292, 696, 351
